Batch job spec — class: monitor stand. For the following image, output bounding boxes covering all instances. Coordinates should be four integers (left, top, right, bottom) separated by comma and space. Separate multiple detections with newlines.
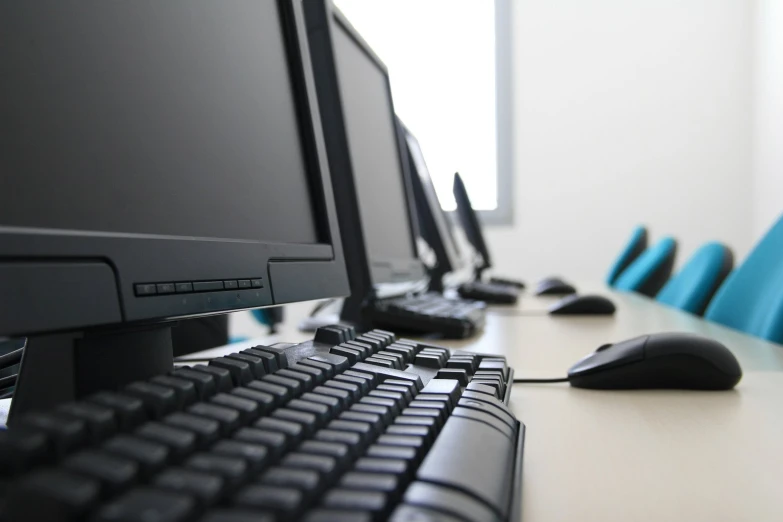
8, 324, 174, 426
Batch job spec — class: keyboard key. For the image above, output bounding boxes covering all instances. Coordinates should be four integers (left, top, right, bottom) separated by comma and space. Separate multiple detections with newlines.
6, 469, 99, 522
247, 345, 289, 370
124, 382, 178, 419
393, 415, 438, 436
57, 402, 117, 443
420, 349, 448, 366
334, 374, 371, 395
301, 391, 342, 415
344, 341, 373, 359
298, 440, 351, 471
102, 435, 169, 479
451, 406, 515, 439
153, 468, 224, 507
186, 453, 248, 491
414, 354, 442, 369
18, 411, 87, 458
272, 407, 319, 436
188, 402, 241, 435
400, 407, 444, 430
261, 374, 302, 397
169, 368, 217, 400
192, 364, 233, 393
330, 345, 361, 364
370, 389, 408, 409
210, 357, 253, 386
322, 488, 389, 518
420, 379, 461, 407
308, 353, 350, 373
377, 384, 413, 405
231, 387, 275, 415
466, 381, 499, 398
435, 369, 469, 386
150, 376, 198, 409
355, 336, 383, 353
365, 356, 396, 369
135, 422, 197, 462
299, 358, 336, 380
366, 444, 417, 462
386, 424, 433, 445
277, 368, 315, 392
259, 466, 322, 500
314, 325, 347, 346
86, 392, 147, 432
93, 487, 195, 522
353, 458, 412, 482
415, 416, 515, 518
254, 417, 304, 445
376, 434, 427, 462
446, 358, 477, 373
339, 411, 384, 437
246, 380, 288, 405
211, 393, 261, 424
327, 419, 374, 447
225, 353, 266, 379
345, 369, 378, 388
211, 440, 269, 473
201, 509, 274, 522
340, 471, 401, 499
288, 398, 331, 425
350, 363, 423, 391
63, 449, 138, 497
164, 412, 220, 448
303, 509, 372, 522
384, 344, 415, 364
0, 427, 51, 476
312, 385, 352, 409
281, 452, 339, 484
324, 378, 362, 402
233, 485, 303, 518
351, 403, 392, 427
242, 348, 279, 374
233, 428, 288, 462
314, 429, 363, 457
361, 395, 399, 417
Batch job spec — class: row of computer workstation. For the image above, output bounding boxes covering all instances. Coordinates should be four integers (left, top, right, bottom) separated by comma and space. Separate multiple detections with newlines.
1, 1, 782, 521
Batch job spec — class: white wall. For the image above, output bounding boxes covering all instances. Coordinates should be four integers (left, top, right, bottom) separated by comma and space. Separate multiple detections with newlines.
753, 0, 783, 239
485, 0, 755, 283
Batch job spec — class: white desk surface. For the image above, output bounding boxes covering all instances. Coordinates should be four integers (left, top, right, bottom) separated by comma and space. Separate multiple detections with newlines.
196, 283, 783, 522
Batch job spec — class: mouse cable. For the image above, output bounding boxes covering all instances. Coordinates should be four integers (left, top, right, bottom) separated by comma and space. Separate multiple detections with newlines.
513, 377, 569, 384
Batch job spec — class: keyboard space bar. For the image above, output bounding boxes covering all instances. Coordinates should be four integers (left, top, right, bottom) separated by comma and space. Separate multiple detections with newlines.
408, 414, 517, 519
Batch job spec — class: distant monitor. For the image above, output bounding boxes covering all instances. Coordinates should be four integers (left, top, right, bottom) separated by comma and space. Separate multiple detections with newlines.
0, 0, 349, 418
453, 172, 493, 276
304, 1, 425, 323
403, 123, 465, 288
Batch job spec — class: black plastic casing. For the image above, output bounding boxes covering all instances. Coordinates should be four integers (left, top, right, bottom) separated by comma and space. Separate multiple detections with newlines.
453, 172, 493, 276
0, 0, 350, 338
303, 0, 427, 328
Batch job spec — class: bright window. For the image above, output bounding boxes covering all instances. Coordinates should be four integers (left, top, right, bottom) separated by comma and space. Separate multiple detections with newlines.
334, 0, 502, 214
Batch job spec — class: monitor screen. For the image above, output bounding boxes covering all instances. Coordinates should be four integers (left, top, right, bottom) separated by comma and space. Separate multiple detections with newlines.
405, 129, 464, 272
0, 0, 349, 336
331, 22, 416, 262
0, 1, 317, 244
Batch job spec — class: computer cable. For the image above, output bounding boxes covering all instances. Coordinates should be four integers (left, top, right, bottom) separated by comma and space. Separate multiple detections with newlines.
513, 377, 569, 384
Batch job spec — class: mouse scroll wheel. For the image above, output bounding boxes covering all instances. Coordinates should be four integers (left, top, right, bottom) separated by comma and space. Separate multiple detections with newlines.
596, 343, 613, 352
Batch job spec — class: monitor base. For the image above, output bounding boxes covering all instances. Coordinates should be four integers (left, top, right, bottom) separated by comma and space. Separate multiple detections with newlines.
8, 324, 174, 425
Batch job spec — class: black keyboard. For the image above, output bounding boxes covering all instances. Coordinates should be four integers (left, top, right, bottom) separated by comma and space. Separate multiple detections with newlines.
488, 277, 525, 290
372, 293, 486, 339
0, 325, 523, 522
458, 281, 519, 305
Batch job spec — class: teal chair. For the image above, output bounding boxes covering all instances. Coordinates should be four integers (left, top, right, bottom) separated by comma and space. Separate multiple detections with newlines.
704, 215, 783, 343
656, 242, 733, 316
606, 225, 648, 285
613, 237, 678, 297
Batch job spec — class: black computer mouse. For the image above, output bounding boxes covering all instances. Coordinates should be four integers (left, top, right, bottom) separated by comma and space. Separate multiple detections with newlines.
567, 333, 742, 390
535, 278, 577, 296
549, 294, 616, 315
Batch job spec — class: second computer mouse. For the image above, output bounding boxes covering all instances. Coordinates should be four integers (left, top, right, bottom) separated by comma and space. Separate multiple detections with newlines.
535, 278, 577, 296
549, 294, 616, 315
567, 332, 742, 390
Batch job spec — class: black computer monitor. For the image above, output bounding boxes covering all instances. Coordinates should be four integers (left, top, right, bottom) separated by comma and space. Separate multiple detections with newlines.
403, 123, 465, 291
0, 0, 349, 419
453, 172, 494, 277
304, 1, 426, 325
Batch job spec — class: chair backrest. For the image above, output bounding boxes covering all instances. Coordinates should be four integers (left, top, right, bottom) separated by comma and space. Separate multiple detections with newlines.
705, 215, 783, 343
656, 242, 734, 316
613, 237, 678, 297
606, 225, 648, 285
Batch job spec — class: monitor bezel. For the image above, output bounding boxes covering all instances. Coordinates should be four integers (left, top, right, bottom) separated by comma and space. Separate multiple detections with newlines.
304, 0, 426, 295
0, 0, 350, 337
403, 122, 465, 277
